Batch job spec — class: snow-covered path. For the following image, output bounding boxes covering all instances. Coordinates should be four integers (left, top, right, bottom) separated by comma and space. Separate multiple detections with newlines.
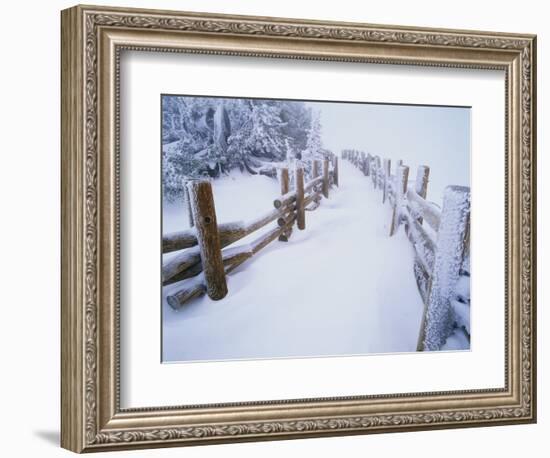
163, 160, 424, 362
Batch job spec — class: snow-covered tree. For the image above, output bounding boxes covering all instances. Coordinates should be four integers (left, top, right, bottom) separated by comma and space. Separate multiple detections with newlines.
227, 100, 290, 171
304, 110, 322, 159
162, 95, 318, 202
300, 109, 324, 179
280, 102, 311, 157
209, 102, 231, 176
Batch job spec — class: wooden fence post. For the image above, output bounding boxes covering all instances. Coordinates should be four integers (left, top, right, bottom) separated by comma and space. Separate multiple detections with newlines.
279, 167, 293, 241
313, 159, 322, 199
322, 159, 330, 198
333, 157, 339, 187
376, 156, 382, 189
280, 167, 289, 195
389, 165, 409, 236
187, 180, 228, 300
415, 165, 430, 224
391, 160, 403, 203
376, 156, 380, 188
312, 159, 320, 179
382, 158, 391, 204
183, 180, 194, 227
415, 165, 430, 199
372, 156, 378, 189
296, 167, 306, 230
418, 186, 470, 351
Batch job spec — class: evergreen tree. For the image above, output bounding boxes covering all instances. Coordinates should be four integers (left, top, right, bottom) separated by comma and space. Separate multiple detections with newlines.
162, 96, 319, 202
301, 109, 323, 179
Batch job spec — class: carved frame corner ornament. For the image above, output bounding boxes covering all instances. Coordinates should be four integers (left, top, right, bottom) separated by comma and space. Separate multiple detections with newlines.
61, 4, 536, 453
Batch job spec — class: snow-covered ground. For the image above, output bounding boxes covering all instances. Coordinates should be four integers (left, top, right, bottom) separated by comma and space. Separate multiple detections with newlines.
163, 170, 280, 234
162, 160, 426, 362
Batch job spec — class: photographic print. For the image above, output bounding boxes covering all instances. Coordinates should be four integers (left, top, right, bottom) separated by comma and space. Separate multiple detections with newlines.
61, 7, 536, 451
161, 95, 471, 363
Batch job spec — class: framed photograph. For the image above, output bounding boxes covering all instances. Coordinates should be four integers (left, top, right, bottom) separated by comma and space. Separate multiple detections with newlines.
61, 4, 537, 453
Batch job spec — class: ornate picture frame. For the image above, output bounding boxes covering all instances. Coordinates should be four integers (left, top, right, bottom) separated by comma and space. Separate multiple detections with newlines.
61, 4, 536, 453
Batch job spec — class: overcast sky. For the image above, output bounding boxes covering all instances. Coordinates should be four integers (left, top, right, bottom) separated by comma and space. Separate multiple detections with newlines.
308, 101, 470, 204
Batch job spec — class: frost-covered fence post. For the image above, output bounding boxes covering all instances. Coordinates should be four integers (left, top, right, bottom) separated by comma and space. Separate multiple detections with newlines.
415, 166, 429, 198
389, 165, 409, 236
371, 156, 378, 189
395, 160, 403, 184
375, 156, 382, 189
187, 180, 228, 300
419, 186, 470, 351
322, 159, 330, 198
376, 156, 382, 189
296, 167, 306, 230
183, 180, 195, 228
365, 153, 371, 176
333, 157, 339, 187
382, 158, 391, 204
415, 166, 430, 224
391, 159, 403, 202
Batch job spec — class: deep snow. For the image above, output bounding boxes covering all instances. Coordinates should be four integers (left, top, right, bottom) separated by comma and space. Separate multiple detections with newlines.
162, 160, 427, 362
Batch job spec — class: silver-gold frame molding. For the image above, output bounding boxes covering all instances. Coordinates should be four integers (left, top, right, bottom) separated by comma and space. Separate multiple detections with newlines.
61, 4, 537, 453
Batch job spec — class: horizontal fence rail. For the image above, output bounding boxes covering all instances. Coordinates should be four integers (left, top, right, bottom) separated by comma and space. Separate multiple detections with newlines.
163, 154, 339, 309
342, 149, 471, 351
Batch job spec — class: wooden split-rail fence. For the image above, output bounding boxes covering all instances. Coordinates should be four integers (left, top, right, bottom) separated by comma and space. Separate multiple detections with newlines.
342, 149, 471, 351
163, 154, 339, 309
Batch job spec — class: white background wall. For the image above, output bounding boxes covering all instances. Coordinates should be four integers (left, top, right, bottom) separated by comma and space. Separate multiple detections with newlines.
0, 0, 546, 456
